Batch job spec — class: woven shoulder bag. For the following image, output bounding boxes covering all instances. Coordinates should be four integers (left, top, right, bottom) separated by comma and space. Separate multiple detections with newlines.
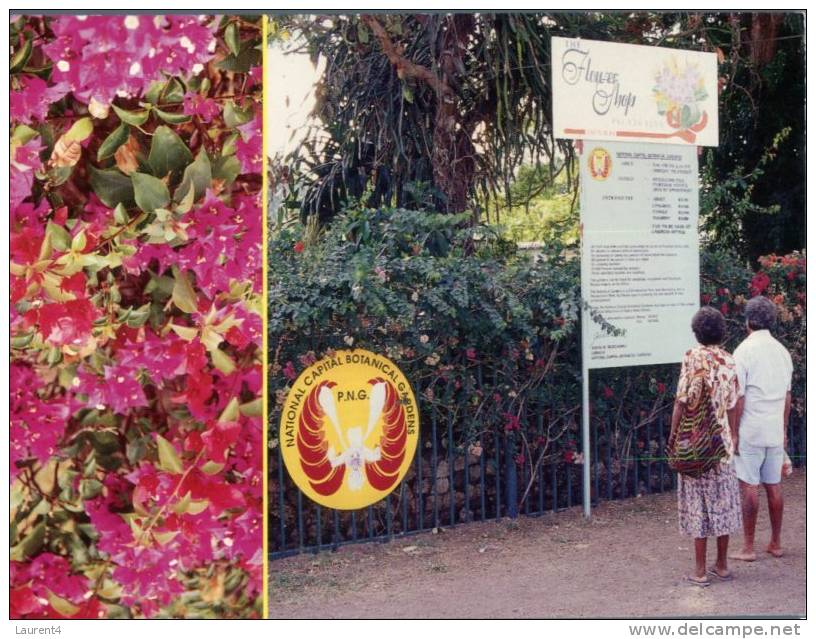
667, 369, 726, 478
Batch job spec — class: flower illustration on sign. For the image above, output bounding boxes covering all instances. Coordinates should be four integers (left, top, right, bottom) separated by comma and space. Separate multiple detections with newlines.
653, 58, 709, 131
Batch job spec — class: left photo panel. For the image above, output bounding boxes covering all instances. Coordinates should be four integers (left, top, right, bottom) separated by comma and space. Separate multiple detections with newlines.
10, 14, 264, 618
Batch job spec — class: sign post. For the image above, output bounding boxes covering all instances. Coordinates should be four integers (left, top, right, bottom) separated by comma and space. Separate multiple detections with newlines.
551, 36, 719, 518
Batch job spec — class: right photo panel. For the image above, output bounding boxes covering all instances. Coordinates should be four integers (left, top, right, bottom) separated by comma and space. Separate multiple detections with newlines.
266, 12, 806, 621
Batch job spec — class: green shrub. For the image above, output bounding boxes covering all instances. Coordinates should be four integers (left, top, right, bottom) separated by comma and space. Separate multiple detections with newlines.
269, 208, 806, 522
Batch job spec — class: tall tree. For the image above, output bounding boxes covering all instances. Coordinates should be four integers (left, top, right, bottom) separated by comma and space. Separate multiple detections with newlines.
278, 12, 804, 259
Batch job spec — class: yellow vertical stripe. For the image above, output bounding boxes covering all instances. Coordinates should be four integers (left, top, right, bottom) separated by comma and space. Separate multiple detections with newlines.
261, 13, 270, 621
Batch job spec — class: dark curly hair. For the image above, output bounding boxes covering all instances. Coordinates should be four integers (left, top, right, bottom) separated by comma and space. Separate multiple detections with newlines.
745, 295, 777, 331
691, 306, 726, 346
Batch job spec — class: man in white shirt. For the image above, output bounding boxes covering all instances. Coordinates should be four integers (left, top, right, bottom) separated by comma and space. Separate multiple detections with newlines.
730, 296, 793, 562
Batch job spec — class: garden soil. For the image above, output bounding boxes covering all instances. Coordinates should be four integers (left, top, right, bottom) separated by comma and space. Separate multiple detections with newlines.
269, 470, 805, 618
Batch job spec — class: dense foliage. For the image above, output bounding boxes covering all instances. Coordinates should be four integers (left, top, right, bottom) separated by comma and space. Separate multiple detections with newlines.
275, 12, 804, 260
10, 15, 263, 618
269, 209, 805, 495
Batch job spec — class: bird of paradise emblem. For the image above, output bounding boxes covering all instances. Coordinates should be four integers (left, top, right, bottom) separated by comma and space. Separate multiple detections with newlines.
280, 350, 419, 510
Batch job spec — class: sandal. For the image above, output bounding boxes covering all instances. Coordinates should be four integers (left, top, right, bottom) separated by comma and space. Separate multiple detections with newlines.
707, 567, 734, 581
686, 575, 711, 587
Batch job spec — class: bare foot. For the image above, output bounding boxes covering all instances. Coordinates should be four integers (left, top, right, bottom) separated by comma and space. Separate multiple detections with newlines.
729, 550, 757, 562
766, 545, 784, 558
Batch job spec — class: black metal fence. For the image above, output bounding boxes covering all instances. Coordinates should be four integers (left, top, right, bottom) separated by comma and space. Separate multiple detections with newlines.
269, 383, 806, 559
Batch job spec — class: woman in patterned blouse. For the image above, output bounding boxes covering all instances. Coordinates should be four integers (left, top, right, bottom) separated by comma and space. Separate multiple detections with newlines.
671, 306, 742, 587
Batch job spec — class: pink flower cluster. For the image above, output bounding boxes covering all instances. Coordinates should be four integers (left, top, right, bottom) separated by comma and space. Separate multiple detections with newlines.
10, 15, 262, 619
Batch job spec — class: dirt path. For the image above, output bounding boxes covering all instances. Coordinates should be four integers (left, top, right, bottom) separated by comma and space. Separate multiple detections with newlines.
270, 471, 806, 619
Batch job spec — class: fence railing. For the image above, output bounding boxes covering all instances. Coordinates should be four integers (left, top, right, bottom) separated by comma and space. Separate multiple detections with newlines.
269, 378, 806, 559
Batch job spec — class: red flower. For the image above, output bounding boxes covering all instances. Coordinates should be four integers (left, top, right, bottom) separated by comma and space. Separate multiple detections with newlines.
514, 453, 525, 466
293, 241, 305, 254
465, 347, 477, 361
29, 298, 97, 346
656, 382, 667, 394
201, 420, 242, 463
282, 361, 297, 381
720, 302, 729, 315
750, 272, 770, 296
563, 450, 575, 463
701, 293, 711, 304
787, 270, 797, 281
602, 385, 614, 399
225, 325, 250, 350
502, 412, 521, 432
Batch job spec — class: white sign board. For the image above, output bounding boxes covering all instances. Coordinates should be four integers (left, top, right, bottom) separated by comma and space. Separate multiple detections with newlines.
580, 141, 700, 369
552, 37, 719, 146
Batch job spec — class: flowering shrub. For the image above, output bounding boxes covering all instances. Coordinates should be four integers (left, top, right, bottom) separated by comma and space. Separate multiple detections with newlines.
268, 208, 805, 540
10, 15, 263, 618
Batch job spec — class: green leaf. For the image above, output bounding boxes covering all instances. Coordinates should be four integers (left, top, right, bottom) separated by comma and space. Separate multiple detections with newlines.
172, 492, 192, 515
11, 124, 38, 146
176, 149, 212, 203
71, 230, 87, 252
201, 461, 224, 475
156, 434, 184, 474
113, 202, 129, 225
218, 397, 240, 423
63, 117, 94, 143
171, 267, 198, 313
147, 125, 193, 179
46, 222, 71, 252
239, 397, 263, 417
170, 323, 198, 340
132, 172, 170, 213
97, 123, 130, 161
164, 78, 186, 103
225, 22, 241, 56
10, 35, 33, 73
153, 107, 192, 125
187, 500, 209, 515
221, 132, 239, 157
216, 42, 261, 73
223, 100, 254, 128
89, 166, 135, 208
211, 348, 236, 375
212, 155, 241, 183
357, 22, 370, 44
125, 302, 152, 328
174, 181, 196, 214
153, 530, 180, 546
47, 591, 80, 617
11, 332, 35, 349
112, 104, 150, 126
15, 522, 46, 560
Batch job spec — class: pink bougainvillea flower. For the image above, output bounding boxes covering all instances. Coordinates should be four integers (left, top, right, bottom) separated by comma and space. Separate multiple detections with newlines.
201, 419, 242, 463
10, 75, 70, 123
10, 137, 44, 211
27, 298, 97, 347
42, 15, 216, 105
10, 14, 263, 619
235, 112, 262, 174
175, 370, 215, 419
101, 364, 149, 414
183, 92, 220, 122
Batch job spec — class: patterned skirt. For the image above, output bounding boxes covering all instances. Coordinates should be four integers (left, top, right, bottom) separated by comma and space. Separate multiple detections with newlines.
677, 463, 742, 538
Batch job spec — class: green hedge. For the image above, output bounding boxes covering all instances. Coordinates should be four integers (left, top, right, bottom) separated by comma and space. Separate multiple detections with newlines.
269, 207, 806, 473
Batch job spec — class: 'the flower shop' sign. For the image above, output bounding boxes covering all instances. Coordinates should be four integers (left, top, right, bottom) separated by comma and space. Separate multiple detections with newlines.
551, 37, 719, 146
